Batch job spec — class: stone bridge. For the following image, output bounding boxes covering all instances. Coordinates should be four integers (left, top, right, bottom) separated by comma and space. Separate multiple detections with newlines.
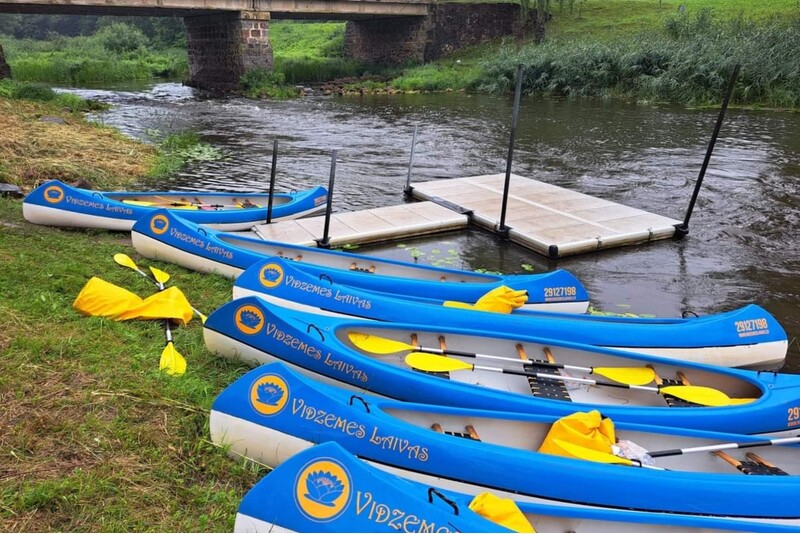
0, 0, 540, 89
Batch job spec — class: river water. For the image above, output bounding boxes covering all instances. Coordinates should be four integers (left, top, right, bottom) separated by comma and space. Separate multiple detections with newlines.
69, 82, 800, 371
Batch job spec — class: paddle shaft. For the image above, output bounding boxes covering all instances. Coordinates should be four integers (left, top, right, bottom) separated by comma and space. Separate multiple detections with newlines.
471, 363, 664, 393
649, 435, 800, 458
413, 345, 598, 375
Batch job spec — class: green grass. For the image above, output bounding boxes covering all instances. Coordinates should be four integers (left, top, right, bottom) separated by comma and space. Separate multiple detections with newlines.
0, 198, 264, 531
548, 0, 800, 40
1, 26, 188, 84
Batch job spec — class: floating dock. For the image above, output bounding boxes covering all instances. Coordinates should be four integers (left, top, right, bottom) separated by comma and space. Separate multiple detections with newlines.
251, 173, 681, 258
251, 200, 468, 247
410, 174, 682, 258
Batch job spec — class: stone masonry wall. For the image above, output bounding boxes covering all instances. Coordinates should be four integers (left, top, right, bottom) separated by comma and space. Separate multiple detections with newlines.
0, 43, 11, 79
184, 11, 272, 90
345, 4, 540, 66
343, 17, 429, 66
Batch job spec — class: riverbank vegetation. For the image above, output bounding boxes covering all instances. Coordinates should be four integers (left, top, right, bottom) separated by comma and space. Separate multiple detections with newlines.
0, 92, 219, 189
386, 1, 800, 108
1, 21, 187, 85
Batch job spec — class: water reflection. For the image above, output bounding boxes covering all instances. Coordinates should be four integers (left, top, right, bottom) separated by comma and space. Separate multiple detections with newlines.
67, 82, 800, 371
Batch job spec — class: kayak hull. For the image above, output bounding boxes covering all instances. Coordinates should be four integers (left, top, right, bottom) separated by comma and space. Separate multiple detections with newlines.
212, 362, 800, 526
203, 295, 800, 435
22, 180, 328, 231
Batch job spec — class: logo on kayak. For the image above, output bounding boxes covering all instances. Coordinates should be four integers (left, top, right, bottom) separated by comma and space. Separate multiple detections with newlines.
249, 373, 289, 416
150, 214, 170, 235
294, 458, 351, 522
314, 195, 328, 207
259, 262, 284, 289
43, 185, 64, 204
235, 304, 264, 335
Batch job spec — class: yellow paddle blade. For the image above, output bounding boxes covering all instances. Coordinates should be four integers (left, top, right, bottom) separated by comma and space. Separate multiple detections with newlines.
113, 253, 139, 271
405, 353, 471, 373
660, 385, 732, 407
149, 266, 171, 286
593, 367, 655, 386
729, 398, 757, 405
550, 438, 633, 466
195, 309, 208, 324
160, 342, 187, 376
348, 332, 415, 354
171, 204, 199, 210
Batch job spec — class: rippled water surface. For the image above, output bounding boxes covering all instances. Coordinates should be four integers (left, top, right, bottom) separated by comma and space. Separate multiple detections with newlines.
72, 82, 800, 371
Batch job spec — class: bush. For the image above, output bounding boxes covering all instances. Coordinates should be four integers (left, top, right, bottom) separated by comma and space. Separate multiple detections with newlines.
95, 22, 149, 53
240, 68, 297, 99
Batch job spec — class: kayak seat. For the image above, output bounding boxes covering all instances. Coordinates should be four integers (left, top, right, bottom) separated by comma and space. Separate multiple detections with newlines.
431, 423, 481, 441
713, 450, 789, 475
349, 263, 375, 274
523, 361, 572, 401
660, 377, 701, 408
415, 368, 450, 379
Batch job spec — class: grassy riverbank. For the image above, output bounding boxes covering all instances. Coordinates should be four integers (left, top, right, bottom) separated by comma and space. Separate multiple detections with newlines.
1, 22, 187, 85
0, 197, 257, 531
0, 91, 253, 530
385, 0, 800, 108
0, 89, 220, 188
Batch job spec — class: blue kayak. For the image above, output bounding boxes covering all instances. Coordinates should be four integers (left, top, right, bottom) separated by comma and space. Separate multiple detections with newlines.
237, 441, 798, 533
236, 441, 511, 532
23, 179, 328, 231
230, 257, 788, 369
130, 208, 590, 313
213, 362, 800, 526
203, 295, 800, 435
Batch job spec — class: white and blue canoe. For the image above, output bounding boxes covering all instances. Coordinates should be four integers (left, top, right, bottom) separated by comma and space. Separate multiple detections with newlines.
236, 441, 511, 533
236, 441, 796, 533
229, 257, 788, 369
213, 362, 800, 529
130, 209, 590, 313
204, 295, 800, 435
22, 179, 328, 231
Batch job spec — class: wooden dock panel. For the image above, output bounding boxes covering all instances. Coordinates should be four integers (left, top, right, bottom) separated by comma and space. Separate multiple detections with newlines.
251, 201, 468, 247
411, 173, 681, 258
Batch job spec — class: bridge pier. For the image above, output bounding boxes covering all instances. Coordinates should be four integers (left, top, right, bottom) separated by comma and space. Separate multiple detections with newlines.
0, 43, 10, 79
184, 11, 273, 91
345, 3, 541, 66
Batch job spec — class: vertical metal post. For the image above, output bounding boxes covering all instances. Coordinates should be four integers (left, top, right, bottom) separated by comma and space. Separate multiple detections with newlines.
404, 125, 419, 196
265, 139, 278, 224
677, 64, 740, 236
317, 149, 337, 249
498, 64, 524, 239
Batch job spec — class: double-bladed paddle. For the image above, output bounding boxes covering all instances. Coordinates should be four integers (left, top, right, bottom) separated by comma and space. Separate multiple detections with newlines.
113, 254, 207, 323
405, 353, 749, 407
348, 331, 655, 386
113, 253, 188, 376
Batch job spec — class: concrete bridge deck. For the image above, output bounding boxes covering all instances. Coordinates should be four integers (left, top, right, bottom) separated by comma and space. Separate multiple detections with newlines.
0, 0, 429, 17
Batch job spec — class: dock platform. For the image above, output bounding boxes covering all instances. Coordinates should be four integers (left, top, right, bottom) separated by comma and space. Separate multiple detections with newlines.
409, 173, 682, 258
251, 200, 468, 247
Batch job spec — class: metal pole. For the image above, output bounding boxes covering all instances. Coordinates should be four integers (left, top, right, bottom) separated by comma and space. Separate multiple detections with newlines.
404, 125, 419, 196
677, 64, 740, 236
317, 149, 337, 249
265, 139, 278, 224
498, 64, 524, 238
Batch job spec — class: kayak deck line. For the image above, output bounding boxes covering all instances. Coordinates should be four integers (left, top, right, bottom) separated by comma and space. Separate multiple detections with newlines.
410, 173, 682, 258
250, 200, 468, 246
